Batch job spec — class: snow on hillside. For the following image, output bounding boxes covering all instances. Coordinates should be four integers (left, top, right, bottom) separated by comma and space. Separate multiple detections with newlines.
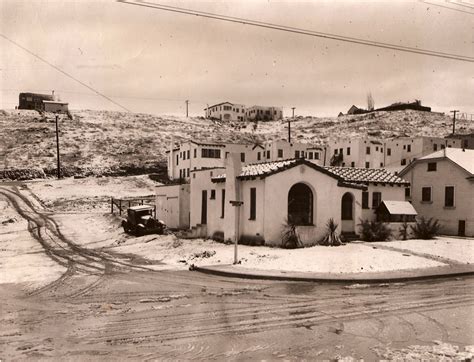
0, 108, 471, 173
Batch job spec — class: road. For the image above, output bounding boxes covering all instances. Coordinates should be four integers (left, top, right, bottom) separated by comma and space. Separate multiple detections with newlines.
0, 185, 473, 360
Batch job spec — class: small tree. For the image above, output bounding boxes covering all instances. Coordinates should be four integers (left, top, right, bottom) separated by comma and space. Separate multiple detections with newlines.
411, 217, 440, 239
367, 92, 375, 111
320, 218, 343, 246
399, 221, 409, 240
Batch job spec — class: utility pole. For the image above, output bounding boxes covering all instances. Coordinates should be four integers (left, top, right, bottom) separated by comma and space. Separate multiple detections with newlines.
185, 100, 189, 118
55, 114, 61, 179
450, 110, 459, 135
288, 107, 295, 143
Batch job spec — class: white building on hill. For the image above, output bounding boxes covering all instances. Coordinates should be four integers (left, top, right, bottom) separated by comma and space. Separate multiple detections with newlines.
204, 102, 246, 122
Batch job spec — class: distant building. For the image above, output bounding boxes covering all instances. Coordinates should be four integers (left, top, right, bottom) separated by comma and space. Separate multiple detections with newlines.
325, 136, 463, 173
43, 100, 69, 113
399, 148, 474, 237
205, 102, 246, 122
376, 100, 431, 113
246, 105, 283, 121
346, 105, 367, 115
446, 133, 474, 150
18, 92, 54, 111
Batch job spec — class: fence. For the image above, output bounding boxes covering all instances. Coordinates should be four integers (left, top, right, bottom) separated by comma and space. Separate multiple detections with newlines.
111, 195, 156, 216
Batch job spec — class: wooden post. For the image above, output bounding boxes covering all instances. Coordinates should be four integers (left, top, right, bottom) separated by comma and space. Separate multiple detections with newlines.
119, 199, 122, 215
111, 198, 114, 214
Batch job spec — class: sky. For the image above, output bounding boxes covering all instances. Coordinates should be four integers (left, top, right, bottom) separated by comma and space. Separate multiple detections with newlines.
0, 0, 473, 117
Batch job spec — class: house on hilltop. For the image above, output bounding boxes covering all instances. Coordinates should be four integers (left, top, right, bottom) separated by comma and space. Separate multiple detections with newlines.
399, 148, 474, 237
204, 102, 246, 122
19, 92, 54, 111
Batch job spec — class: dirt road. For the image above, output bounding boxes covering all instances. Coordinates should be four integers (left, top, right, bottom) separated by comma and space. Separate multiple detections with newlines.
1, 185, 473, 360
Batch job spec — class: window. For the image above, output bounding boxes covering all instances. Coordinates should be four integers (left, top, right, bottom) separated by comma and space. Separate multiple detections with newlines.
308, 152, 313, 160
366, 146, 371, 155
362, 191, 369, 209
221, 189, 225, 218
187, 168, 190, 177
187, 150, 190, 159
182, 152, 186, 160
202, 148, 221, 158
210, 189, 216, 199
347, 147, 351, 155
339, 148, 343, 155
365, 162, 370, 168
341, 193, 353, 220
288, 183, 313, 225
257, 152, 261, 161
433, 144, 438, 151
241, 152, 245, 162
372, 192, 382, 209
403, 145, 406, 150
445, 186, 455, 207
387, 148, 392, 156
176, 155, 179, 165
249, 188, 256, 220
179, 169, 182, 179
266, 150, 270, 159
295, 150, 300, 158
315, 152, 320, 160
278, 149, 283, 158
422, 187, 432, 202
381, 147, 383, 153
380, 162, 384, 167
405, 187, 411, 198
225, 152, 229, 158
194, 149, 197, 158
376, 146, 379, 151
441, 144, 445, 149
334, 149, 338, 155
407, 145, 411, 152
351, 161, 355, 167
427, 162, 437, 172
401, 159, 407, 166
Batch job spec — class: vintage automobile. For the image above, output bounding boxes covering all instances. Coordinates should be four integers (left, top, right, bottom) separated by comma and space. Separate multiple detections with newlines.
121, 205, 166, 236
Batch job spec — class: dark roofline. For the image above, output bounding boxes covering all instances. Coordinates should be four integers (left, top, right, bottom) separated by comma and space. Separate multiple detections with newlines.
213, 158, 367, 190
399, 154, 473, 177
191, 166, 225, 173
204, 101, 242, 110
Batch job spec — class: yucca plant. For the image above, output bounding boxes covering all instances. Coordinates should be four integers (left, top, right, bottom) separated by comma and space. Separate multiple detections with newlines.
410, 217, 440, 239
320, 218, 343, 246
281, 220, 303, 249
359, 219, 392, 242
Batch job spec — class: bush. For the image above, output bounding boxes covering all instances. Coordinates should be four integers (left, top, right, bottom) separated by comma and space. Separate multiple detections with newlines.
410, 217, 440, 239
211, 231, 225, 243
319, 218, 343, 246
281, 221, 302, 249
399, 221, 409, 240
239, 234, 265, 246
359, 219, 392, 242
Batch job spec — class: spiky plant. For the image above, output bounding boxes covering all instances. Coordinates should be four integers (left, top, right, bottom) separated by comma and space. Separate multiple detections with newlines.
281, 220, 303, 249
320, 218, 343, 246
410, 217, 440, 239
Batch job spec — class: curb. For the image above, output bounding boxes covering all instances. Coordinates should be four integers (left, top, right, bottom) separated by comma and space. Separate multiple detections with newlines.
193, 265, 474, 283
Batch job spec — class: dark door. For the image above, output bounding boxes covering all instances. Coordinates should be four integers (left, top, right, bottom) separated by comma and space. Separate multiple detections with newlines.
458, 220, 466, 237
201, 190, 207, 225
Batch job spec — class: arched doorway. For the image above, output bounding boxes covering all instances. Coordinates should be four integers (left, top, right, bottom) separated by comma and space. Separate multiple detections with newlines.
288, 183, 313, 225
341, 192, 354, 232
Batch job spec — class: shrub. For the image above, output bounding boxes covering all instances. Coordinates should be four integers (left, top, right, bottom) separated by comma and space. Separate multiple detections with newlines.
319, 218, 343, 246
211, 231, 224, 243
281, 221, 302, 249
359, 219, 392, 242
239, 234, 265, 246
410, 217, 440, 239
399, 221, 409, 240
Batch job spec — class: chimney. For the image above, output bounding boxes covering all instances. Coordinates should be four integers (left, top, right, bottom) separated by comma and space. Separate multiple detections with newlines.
52, 90, 55, 100
224, 153, 242, 243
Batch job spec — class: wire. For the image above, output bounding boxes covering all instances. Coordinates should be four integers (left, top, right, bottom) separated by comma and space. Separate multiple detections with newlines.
422, 0, 474, 15
0, 33, 132, 112
118, 0, 474, 63
447, 0, 474, 10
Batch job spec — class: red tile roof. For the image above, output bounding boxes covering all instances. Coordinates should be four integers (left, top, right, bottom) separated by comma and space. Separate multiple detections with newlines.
212, 158, 407, 187
323, 166, 409, 185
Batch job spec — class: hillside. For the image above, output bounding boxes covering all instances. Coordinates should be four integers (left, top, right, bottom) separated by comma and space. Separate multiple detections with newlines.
0, 108, 471, 179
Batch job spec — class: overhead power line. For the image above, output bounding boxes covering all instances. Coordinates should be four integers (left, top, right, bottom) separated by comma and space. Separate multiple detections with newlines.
422, 0, 474, 15
118, 0, 474, 63
0, 33, 132, 112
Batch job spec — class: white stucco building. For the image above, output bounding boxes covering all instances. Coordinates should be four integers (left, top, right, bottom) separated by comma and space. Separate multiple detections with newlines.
399, 148, 474, 237
166, 139, 324, 181
325, 137, 462, 172
205, 102, 246, 122
246, 105, 283, 121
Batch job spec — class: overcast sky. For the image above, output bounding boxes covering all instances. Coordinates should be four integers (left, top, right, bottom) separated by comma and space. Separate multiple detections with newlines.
1, 0, 472, 117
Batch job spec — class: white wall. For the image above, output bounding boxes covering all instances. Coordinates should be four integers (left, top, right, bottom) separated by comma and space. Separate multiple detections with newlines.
402, 158, 474, 236
155, 184, 190, 229
360, 184, 407, 221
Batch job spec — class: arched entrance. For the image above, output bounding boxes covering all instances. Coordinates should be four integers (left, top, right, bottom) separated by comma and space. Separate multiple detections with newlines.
288, 183, 313, 225
341, 192, 354, 232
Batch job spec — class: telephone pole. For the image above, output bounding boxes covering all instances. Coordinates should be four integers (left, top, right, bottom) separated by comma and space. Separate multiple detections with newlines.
450, 110, 459, 135
55, 114, 61, 179
185, 100, 189, 118
288, 107, 295, 143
